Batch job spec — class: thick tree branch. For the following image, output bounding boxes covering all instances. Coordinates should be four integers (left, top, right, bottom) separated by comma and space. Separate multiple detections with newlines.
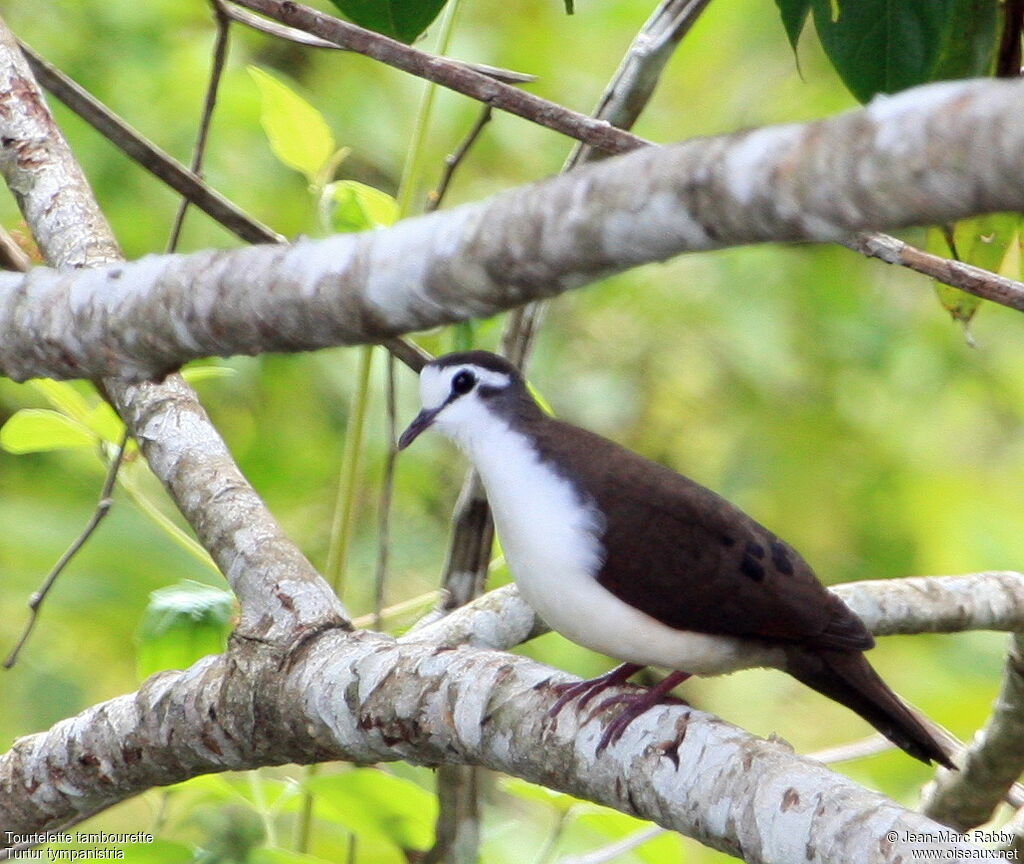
0, 19, 344, 641
3, 76, 1024, 383
0, 629, 1003, 863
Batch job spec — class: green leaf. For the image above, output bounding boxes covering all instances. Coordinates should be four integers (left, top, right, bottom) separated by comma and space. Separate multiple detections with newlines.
323, 180, 400, 232
136, 580, 235, 679
451, 321, 475, 352
810, 0, 960, 102
249, 66, 336, 185
181, 364, 237, 385
931, 0, 998, 80
0, 409, 97, 453
775, 0, 812, 51
327, 0, 448, 43
926, 213, 1017, 326
28, 379, 94, 425
303, 769, 438, 850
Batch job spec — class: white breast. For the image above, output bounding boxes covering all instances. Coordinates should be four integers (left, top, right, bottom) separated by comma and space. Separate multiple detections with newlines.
461, 422, 782, 676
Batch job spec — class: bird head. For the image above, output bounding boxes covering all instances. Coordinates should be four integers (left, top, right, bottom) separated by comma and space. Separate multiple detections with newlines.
398, 351, 527, 450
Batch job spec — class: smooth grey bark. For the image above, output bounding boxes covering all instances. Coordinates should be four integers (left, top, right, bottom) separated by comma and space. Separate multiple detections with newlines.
2, 77, 1024, 382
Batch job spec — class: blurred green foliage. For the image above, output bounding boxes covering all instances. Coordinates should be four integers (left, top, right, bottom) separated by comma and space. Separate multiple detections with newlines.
1, 0, 1022, 861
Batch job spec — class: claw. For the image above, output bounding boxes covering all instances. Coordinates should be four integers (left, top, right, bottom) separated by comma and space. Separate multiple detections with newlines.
546, 663, 643, 719
589, 670, 692, 754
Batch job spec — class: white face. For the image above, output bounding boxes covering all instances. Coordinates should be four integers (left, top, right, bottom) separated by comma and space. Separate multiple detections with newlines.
399, 362, 513, 450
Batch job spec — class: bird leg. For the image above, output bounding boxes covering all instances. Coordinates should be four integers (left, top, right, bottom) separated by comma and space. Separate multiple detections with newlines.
545, 662, 644, 719
589, 670, 692, 753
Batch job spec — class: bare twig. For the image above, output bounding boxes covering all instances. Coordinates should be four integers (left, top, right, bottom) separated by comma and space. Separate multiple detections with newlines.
570, 0, 713, 165
843, 233, 1024, 313
230, 0, 649, 155
425, 105, 493, 213
4, 430, 130, 669
997, 0, 1024, 78
166, 1, 232, 252
19, 41, 282, 246
222, 0, 535, 83
373, 353, 398, 631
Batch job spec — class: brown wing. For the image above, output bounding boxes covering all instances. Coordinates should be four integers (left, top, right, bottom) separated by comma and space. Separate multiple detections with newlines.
533, 420, 873, 652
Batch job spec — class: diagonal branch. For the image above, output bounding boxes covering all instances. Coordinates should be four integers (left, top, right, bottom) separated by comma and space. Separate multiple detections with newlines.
921, 632, 1024, 829
3, 76, 1024, 383
0, 17, 344, 642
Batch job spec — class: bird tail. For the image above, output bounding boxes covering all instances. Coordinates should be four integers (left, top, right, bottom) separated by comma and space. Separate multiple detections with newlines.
784, 647, 956, 769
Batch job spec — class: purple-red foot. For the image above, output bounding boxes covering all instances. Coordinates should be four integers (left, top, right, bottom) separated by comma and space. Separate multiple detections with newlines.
589, 670, 692, 753
545, 663, 643, 719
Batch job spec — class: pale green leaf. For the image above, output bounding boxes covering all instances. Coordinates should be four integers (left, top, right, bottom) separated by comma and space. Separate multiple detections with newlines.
0, 409, 97, 453
324, 180, 400, 232
28, 379, 94, 425
181, 364, 237, 384
249, 66, 335, 184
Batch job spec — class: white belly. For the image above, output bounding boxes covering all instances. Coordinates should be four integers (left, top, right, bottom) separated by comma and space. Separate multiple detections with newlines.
466, 426, 782, 676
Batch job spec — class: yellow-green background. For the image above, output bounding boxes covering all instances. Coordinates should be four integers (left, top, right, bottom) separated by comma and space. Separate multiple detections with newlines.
0, 0, 1020, 861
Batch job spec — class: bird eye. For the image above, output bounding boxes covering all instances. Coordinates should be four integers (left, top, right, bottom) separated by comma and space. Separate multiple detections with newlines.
451, 370, 476, 395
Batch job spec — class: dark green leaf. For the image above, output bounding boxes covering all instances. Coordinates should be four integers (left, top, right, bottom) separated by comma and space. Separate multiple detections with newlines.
328, 0, 448, 44
811, 0, 960, 102
775, 0, 812, 51
931, 0, 998, 80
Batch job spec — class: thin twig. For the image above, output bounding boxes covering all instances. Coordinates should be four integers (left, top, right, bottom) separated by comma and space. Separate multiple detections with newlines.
19, 41, 282, 246
166, 1, 232, 252
425, 105, 493, 213
373, 353, 397, 631
570, 0, 713, 165
222, 0, 535, 83
997, 0, 1024, 78
230, 0, 649, 155
4, 430, 130, 669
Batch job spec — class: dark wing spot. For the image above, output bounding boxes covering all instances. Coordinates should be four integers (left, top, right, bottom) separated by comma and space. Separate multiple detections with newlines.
740, 554, 766, 582
745, 540, 765, 559
720, 535, 736, 547
770, 540, 795, 576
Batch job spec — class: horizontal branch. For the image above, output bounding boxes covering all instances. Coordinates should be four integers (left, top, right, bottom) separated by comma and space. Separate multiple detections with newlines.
410, 572, 1024, 653
0, 631, 1003, 863
3, 77, 1024, 382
